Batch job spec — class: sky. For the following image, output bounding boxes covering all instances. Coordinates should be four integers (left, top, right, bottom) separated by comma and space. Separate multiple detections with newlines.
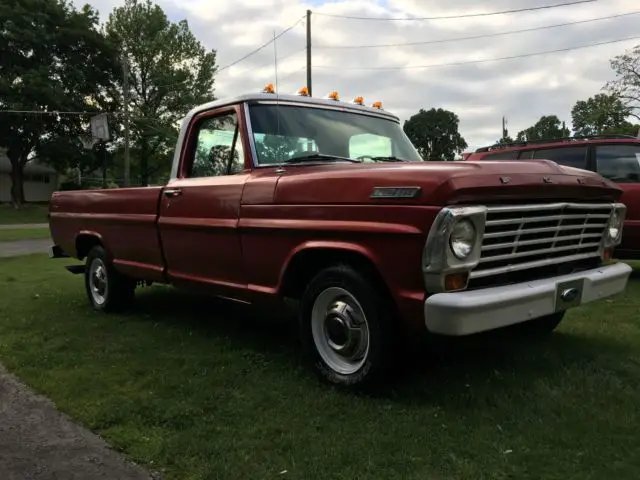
77, 0, 640, 152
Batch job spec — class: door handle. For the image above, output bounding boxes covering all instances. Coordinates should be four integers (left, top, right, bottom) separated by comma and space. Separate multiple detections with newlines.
163, 188, 182, 198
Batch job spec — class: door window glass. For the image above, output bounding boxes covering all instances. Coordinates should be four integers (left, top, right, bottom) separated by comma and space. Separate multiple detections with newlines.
190, 112, 244, 177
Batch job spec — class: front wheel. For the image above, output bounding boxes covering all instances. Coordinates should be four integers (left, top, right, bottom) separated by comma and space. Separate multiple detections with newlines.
299, 264, 398, 388
84, 245, 135, 312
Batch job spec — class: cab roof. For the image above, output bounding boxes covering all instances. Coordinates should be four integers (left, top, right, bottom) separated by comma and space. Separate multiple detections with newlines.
183, 93, 400, 124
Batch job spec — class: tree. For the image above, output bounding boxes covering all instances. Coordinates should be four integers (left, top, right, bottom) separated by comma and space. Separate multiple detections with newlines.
605, 44, 640, 121
105, 0, 217, 185
496, 136, 515, 145
403, 108, 467, 161
0, 0, 119, 207
571, 93, 633, 136
516, 115, 570, 142
255, 135, 301, 163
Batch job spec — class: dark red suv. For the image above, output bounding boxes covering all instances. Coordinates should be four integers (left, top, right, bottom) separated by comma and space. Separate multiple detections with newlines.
464, 135, 640, 259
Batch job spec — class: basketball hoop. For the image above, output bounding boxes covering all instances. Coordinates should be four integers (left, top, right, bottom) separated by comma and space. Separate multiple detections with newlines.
78, 135, 99, 150
90, 113, 110, 141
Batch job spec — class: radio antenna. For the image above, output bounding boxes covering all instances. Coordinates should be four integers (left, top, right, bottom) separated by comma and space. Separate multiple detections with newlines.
273, 30, 282, 163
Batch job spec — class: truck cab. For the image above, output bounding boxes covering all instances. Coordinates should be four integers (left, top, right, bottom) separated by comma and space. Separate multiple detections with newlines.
49, 87, 632, 388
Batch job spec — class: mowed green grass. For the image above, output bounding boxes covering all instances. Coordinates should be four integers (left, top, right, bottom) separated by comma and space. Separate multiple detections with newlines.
0, 203, 49, 224
0, 254, 639, 480
0, 227, 51, 242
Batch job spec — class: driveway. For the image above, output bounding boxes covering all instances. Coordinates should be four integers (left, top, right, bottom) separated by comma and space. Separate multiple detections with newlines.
0, 239, 51, 258
0, 366, 154, 480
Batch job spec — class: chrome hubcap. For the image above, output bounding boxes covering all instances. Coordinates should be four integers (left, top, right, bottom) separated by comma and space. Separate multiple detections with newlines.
311, 287, 370, 375
89, 258, 108, 305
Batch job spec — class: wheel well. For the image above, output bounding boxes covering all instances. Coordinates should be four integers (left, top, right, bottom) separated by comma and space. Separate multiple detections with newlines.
75, 234, 102, 260
280, 248, 394, 302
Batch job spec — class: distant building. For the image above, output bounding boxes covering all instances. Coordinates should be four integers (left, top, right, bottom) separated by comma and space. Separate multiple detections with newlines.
0, 148, 59, 203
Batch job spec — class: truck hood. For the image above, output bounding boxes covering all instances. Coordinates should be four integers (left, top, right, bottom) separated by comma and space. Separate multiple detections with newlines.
273, 160, 622, 205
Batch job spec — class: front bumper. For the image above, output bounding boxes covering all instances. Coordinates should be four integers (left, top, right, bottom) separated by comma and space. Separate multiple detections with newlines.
424, 262, 632, 336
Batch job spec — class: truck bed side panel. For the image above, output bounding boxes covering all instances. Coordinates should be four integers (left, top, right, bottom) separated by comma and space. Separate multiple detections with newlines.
49, 187, 165, 281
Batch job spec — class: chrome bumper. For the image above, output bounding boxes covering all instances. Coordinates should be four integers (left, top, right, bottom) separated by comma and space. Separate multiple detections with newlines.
424, 262, 632, 336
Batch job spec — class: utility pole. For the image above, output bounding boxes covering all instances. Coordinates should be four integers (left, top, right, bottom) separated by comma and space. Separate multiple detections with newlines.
502, 116, 508, 139
306, 9, 312, 96
121, 51, 131, 187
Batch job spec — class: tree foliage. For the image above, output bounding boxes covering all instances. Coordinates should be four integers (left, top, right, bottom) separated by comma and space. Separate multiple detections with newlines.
571, 93, 634, 136
605, 44, 640, 122
0, 0, 119, 206
105, 0, 218, 185
255, 135, 302, 164
403, 108, 467, 161
516, 115, 570, 142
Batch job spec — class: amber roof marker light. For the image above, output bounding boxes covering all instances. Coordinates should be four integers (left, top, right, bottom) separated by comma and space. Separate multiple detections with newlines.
325, 91, 340, 101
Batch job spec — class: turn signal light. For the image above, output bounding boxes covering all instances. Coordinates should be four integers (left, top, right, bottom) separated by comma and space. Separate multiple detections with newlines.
444, 272, 469, 292
296, 86, 310, 96
262, 83, 275, 94
602, 247, 613, 262
326, 91, 340, 101
351, 96, 365, 105
371, 100, 383, 109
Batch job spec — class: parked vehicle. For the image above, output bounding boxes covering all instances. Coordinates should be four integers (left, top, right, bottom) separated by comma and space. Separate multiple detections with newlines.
464, 135, 640, 259
48, 88, 632, 388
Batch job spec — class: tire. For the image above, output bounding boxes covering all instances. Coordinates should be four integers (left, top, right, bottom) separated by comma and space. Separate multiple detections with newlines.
299, 264, 398, 389
512, 311, 565, 340
84, 245, 135, 312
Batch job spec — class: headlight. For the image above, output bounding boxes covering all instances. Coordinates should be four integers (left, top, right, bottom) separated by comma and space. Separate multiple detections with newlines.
608, 210, 622, 241
449, 219, 476, 260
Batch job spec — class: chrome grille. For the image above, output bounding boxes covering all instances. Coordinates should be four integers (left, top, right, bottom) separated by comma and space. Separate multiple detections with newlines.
471, 203, 612, 279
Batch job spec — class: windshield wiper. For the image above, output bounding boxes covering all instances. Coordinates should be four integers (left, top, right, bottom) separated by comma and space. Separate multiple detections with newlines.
359, 155, 407, 162
284, 153, 361, 164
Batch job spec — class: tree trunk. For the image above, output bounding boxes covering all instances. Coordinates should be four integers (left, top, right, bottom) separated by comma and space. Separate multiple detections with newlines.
8, 156, 25, 209
140, 137, 149, 186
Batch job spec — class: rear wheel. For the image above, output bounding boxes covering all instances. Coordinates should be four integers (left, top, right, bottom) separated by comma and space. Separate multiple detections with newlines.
84, 245, 135, 312
299, 264, 398, 388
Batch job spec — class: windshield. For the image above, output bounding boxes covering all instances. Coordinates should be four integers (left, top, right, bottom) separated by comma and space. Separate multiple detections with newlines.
247, 103, 424, 165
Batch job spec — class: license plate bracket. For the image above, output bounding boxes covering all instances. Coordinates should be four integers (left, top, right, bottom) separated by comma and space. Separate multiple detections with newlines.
555, 278, 585, 312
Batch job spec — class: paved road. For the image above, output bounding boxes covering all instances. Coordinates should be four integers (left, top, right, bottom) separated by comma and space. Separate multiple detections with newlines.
0, 239, 51, 258
0, 366, 154, 480
0, 223, 49, 230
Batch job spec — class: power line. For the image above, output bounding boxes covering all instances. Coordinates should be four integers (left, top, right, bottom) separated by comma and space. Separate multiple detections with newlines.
314, 0, 596, 21
315, 11, 640, 49
0, 109, 118, 115
230, 47, 306, 77
217, 16, 305, 73
314, 35, 640, 71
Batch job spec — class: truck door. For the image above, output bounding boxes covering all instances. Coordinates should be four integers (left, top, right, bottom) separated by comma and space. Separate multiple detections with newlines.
157, 105, 250, 300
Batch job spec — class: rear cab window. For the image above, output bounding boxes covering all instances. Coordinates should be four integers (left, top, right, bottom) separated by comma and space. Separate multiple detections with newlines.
480, 150, 520, 160
595, 143, 640, 182
532, 146, 588, 169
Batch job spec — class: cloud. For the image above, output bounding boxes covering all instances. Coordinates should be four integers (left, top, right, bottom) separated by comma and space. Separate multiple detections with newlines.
78, 0, 640, 151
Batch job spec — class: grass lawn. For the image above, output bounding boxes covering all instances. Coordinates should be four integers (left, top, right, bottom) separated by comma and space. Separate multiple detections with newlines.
0, 255, 639, 480
0, 227, 51, 242
0, 203, 49, 225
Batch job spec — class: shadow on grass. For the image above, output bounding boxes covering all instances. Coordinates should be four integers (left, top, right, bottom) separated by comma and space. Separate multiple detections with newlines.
124, 284, 634, 401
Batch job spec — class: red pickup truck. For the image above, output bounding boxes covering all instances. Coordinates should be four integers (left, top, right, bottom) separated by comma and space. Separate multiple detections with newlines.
49, 89, 632, 388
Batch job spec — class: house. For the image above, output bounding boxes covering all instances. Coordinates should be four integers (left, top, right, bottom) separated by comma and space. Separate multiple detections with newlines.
0, 148, 59, 203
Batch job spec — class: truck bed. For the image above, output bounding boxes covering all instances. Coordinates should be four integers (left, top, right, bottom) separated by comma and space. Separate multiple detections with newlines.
49, 187, 167, 282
